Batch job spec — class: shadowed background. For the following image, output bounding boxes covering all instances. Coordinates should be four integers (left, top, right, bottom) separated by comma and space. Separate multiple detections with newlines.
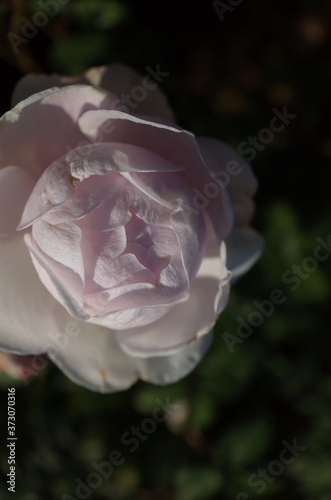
0, 0, 331, 498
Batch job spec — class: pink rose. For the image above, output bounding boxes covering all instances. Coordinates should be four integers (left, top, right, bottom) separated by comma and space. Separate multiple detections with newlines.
0, 64, 263, 392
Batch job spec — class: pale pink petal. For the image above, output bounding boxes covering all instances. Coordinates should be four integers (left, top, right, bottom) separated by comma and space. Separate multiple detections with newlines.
17, 158, 76, 229
170, 208, 206, 285
19, 171, 129, 231
65, 142, 185, 180
0, 85, 116, 178
123, 171, 207, 285
24, 234, 88, 321
0, 166, 35, 236
85, 298, 187, 330
115, 273, 224, 357
25, 228, 187, 329
93, 252, 154, 291
0, 235, 73, 354
139, 332, 213, 386
83, 247, 188, 327
73, 189, 131, 230
31, 219, 84, 280
45, 319, 212, 392
83, 226, 128, 289
197, 136, 258, 227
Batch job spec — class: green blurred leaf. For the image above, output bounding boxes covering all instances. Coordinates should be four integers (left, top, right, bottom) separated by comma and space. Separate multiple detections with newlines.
216, 416, 273, 467
174, 466, 223, 500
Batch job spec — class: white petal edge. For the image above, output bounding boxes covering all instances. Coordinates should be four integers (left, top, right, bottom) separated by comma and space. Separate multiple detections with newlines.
46, 323, 213, 392
0, 235, 73, 354
225, 227, 264, 282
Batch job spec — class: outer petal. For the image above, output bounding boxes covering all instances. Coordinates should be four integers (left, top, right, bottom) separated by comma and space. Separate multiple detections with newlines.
46, 320, 213, 392
0, 235, 73, 354
0, 166, 35, 236
12, 64, 175, 121
197, 136, 258, 227
0, 85, 116, 178
114, 275, 227, 358
139, 332, 213, 386
225, 227, 264, 282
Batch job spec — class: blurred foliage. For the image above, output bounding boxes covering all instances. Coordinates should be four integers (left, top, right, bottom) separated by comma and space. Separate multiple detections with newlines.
0, 0, 331, 499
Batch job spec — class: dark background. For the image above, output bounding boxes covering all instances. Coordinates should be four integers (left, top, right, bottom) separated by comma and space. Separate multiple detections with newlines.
0, 0, 331, 498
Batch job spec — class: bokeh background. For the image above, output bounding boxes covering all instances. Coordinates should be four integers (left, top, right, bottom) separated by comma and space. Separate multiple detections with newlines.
0, 0, 331, 498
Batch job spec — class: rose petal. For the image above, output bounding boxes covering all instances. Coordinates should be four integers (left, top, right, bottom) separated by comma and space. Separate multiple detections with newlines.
0, 235, 71, 354
83, 248, 188, 327
123, 171, 207, 285
225, 227, 264, 282
85, 298, 187, 330
65, 142, 186, 181
24, 234, 88, 321
197, 136, 258, 227
114, 276, 223, 357
0, 166, 35, 236
46, 320, 213, 392
0, 85, 116, 179
31, 219, 84, 280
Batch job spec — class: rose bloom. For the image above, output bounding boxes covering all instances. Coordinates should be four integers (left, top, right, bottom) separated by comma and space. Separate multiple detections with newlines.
0, 64, 263, 392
